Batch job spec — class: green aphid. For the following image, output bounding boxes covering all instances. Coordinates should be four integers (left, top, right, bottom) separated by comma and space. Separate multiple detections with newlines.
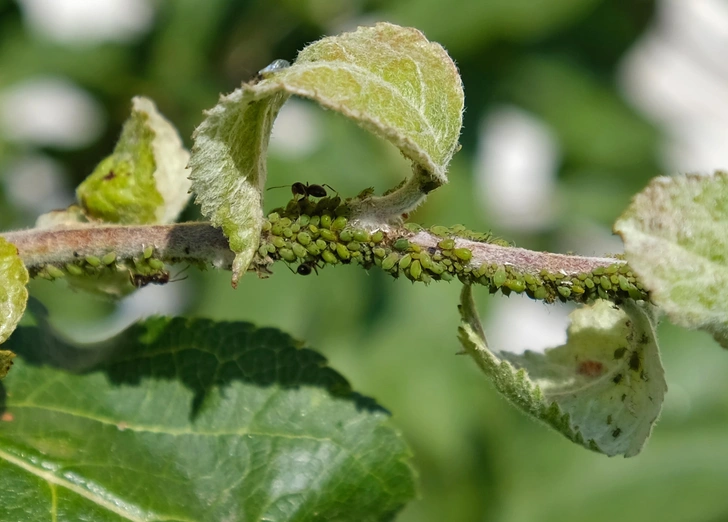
597, 287, 608, 300
393, 238, 410, 251
148, 258, 165, 270
297, 232, 312, 246
339, 229, 353, 242
493, 266, 507, 288
320, 229, 337, 242
322, 250, 338, 264
450, 224, 466, 233
438, 238, 455, 250
533, 286, 548, 300
373, 247, 386, 258
430, 225, 450, 237
505, 279, 526, 292
46, 265, 65, 279
614, 347, 627, 360
85, 255, 101, 267
353, 229, 370, 243
315, 239, 327, 250
279, 248, 296, 262
290, 223, 301, 234
430, 262, 445, 275
618, 264, 631, 275
143, 246, 154, 259
296, 215, 310, 227
371, 231, 384, 243
306, 244, 321, 256
453, 248, 472, 262
261, 220, 272, 233
308, 224, 319, 236
558, 286, 572, 298
605, 264, 619, 275
279, 217, 292, 228
272, 236, 286, 249
442, 258, 453, 267
440, 271, 453, 282
282, 227, 293, 238
65, 263, 84, 276
404, 223, 422, 233
268, 212, 281, 223
420, 272, 432, 284
320, 214, 333, 229
102, 252, 117, 266
399, 254, 412, 270
524, 273, 537, 285
584, 278, 595, 289
577, 272, 588, 281
600, 275, 612, 290
419, 252, 433, 270
346, 241, 361, 252
627, 286, 643, 300
271, 224, 283, 236
409, 243, 421, 253
592, 266, 605, 276
292, 243, 308, 258
331, 216, 348, 231
381, 253, 399, 271
258, 245, 268, 257
408, 260, 423, 280
572, 285, 585, 295
309, 215, 320, 227
267, 243, 276, 253
335, 243, 351, 261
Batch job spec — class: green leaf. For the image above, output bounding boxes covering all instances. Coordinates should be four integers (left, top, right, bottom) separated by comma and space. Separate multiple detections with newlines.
458, 286, 665, 457
0, 237, 28, 348
0, 317, 416, 521
189, 22, 463, 284
76, 96, 191, 225
614, 172, 728, 348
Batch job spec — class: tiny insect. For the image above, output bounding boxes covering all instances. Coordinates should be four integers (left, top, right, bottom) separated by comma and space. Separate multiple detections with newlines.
258, 59, 290, 78
130, 266, 189, 288
296, 260, 321, 276
268, 182, 336, 200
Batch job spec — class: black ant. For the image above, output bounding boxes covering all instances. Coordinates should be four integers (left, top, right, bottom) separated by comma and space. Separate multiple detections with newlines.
296, 260, 321, 276
268, 182, 337, 200
129, 266, 189, 288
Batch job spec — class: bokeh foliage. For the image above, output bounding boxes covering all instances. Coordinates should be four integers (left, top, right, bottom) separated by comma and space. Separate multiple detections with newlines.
2, 1, 728, 521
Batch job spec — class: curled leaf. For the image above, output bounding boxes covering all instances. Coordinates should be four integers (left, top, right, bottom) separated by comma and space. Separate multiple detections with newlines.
189, 22, 464, 284
614, 172, 728, 348
0, 237, 29, 350
458, 286, 665, 457
77, 96, 191, 225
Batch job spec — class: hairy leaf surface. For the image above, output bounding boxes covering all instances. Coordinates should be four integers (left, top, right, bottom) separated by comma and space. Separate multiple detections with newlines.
615, 172, 728, 348
189, 22, 463, 284
458, 286, 665, 457
0, 237, 28, 351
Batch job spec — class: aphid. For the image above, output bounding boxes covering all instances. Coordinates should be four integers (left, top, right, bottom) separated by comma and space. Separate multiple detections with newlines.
257, 59, 290, 78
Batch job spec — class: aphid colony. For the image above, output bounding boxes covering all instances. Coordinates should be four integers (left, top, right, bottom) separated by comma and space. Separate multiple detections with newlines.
33, 244, 178, 290
255, 188, 648, 304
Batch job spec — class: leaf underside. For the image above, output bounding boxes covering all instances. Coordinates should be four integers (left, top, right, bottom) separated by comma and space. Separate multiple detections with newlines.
458, 286, 665, 457
0, 237, 29, 350
615, 171, 728, 348
189, 22, 464, 284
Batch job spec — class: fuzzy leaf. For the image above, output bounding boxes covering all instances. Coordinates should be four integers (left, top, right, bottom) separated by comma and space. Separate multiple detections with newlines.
77, 96, 191, 225
0, 317, 416, 521
614, 172, 728, 348
458, 286, 665, 457
189, 22, 463, 284
0, 237, 28, 349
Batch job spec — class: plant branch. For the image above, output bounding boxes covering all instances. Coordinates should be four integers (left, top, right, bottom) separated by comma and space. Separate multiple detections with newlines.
1, 219, 647, 304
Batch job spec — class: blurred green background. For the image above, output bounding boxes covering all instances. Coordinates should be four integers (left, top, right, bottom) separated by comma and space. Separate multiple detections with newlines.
2, 0, 728, 521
